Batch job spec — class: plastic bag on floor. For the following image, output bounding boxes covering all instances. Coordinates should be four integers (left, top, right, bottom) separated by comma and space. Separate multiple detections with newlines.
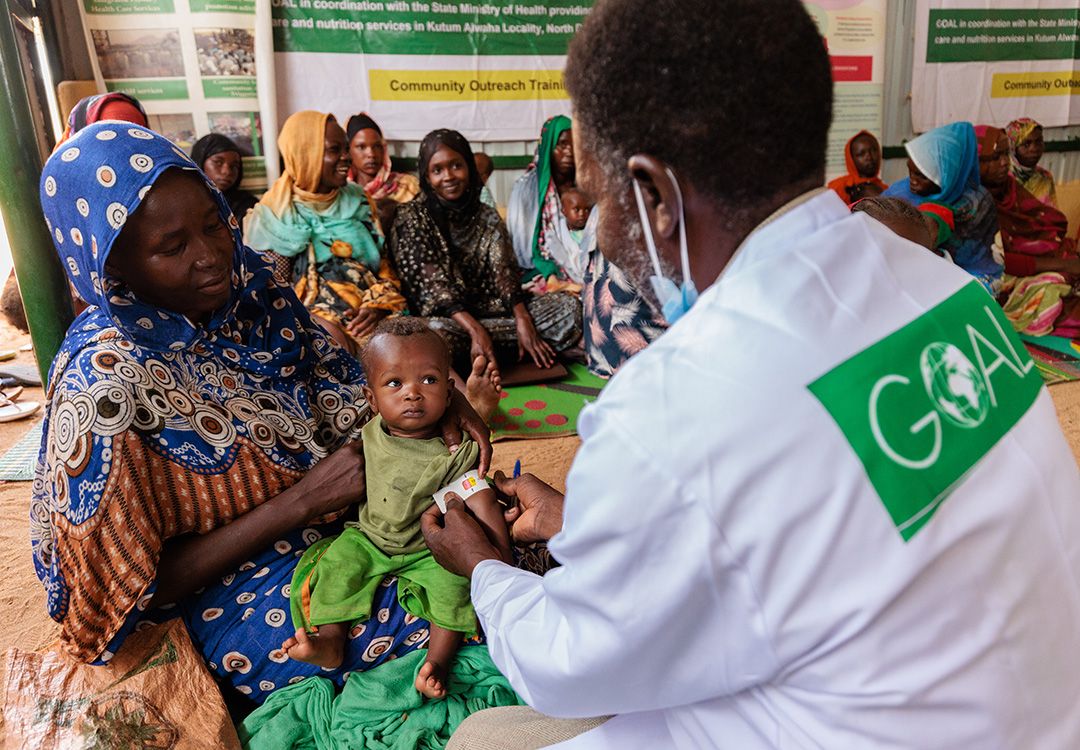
1, 618, 239, 749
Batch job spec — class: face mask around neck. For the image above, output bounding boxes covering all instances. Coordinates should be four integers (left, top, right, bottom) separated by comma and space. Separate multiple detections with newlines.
632, 167, 698, 325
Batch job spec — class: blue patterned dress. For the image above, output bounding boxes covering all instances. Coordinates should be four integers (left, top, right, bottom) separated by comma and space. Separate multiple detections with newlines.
34, 123, 429, 704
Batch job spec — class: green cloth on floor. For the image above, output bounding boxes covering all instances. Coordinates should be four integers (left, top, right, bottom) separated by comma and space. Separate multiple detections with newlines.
291, 531, 476, 635
238, 645, 524, 750
490, 363, 606, 440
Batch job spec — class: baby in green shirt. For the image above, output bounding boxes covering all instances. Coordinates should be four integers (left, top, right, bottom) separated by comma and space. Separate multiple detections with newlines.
283, 317, 512, 699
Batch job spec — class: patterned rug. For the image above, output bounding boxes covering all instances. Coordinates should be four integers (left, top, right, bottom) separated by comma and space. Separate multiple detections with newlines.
0, 420, 42, 481
490, 363, 606, 440
1021, 334, 1080, 385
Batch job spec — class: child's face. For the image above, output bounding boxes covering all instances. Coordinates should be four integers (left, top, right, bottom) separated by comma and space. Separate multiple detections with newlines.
850, 135, 880, 179
362, 335, 452, 437
561, 191, 591, 231
907, 159, 939, 197
1015, 126, 1044, 169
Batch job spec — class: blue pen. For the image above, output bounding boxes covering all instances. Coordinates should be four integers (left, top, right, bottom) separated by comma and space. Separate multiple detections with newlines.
513, 459, 521, 478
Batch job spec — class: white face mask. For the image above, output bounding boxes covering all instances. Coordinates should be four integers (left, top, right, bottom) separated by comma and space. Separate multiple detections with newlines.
632, 168, 699, 325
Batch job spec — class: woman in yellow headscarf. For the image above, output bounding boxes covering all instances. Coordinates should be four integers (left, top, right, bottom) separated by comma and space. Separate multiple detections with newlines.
244, 111, 406, 352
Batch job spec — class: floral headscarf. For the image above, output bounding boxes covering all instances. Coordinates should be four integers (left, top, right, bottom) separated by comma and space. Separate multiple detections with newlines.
1005, 117, 1057, 207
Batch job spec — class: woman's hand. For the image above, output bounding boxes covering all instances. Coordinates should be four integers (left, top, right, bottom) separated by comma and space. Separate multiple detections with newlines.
346, 307, 387, 340
468, 325, 499, 375
152, 440, 366, 607
440, 388, 493, 476
513, 305, 556, 368
295, 440, 366, 519
493, 470, 565, 544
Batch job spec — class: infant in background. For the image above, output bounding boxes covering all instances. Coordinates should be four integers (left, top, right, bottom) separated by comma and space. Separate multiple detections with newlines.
560, 186, 593, 239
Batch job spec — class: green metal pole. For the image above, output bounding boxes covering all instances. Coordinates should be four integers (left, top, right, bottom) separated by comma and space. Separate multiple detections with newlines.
0, 0, 73, 386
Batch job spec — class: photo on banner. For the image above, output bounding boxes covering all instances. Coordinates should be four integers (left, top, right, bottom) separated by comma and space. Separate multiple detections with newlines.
78, 0, 267, 190
913, 0, 1080, 132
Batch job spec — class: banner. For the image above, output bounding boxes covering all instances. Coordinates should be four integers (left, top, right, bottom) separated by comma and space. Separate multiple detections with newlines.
78, 0, 268, 188
913, 0, 1080, 133
271, 1, 593, 142
804, 0, 889, 178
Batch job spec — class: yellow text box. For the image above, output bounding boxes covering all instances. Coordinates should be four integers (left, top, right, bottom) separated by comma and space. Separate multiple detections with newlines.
992, 71, 1080, 98
369, 70, 568, 102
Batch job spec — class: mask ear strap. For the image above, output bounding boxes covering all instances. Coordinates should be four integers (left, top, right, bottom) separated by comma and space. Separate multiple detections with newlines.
632, 178, 666, 280
665, 167, 692, 286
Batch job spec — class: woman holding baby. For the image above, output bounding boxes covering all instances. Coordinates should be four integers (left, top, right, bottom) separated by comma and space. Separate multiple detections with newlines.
30, 122, 517, 707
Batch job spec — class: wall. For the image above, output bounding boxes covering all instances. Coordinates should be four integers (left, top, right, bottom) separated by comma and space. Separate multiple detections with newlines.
881, 0, 1080, 185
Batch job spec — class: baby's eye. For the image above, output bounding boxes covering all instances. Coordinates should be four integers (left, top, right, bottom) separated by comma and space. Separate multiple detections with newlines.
422, 375, 438, 385
386, 379, 401, 388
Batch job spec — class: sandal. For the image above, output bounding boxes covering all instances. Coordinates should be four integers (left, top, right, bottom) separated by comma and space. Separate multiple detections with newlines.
0, 391, 38, 422
2, 386, 23, 402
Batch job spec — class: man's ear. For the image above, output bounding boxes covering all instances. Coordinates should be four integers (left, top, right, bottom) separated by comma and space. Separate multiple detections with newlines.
361, 384, 378, 415
627, 154, 681, 243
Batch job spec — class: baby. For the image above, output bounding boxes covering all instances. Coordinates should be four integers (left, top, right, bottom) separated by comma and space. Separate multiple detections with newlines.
283, 317, 512, 698
852, 196, 953, 259
560, 186, 592, 234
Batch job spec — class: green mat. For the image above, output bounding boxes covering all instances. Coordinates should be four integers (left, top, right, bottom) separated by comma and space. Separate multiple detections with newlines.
490, 363, 606, 440
0, 420, 41, 481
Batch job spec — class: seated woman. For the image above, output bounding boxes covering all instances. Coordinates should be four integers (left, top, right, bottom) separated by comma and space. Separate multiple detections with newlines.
883, 121, 1002, 291
581, 250, 668, 378
192, 133, 258, 221
244, 110, 406, 353
389, 129, 582, 381
57, 92, 147, 146
346, 113, 420, 230
977, 125, 1080, 338
34, 122, 493, 705
507, 115, 594, 289
1007, 118, 1057, 208
827, 130, 888, 205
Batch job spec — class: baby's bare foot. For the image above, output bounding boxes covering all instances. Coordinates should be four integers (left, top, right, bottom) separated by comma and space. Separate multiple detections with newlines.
465, 354, 501, 422
415, 659, 449, 699
281, 627, 344, 669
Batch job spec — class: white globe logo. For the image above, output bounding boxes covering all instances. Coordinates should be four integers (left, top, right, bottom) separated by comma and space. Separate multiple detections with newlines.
920, 342, 990, 429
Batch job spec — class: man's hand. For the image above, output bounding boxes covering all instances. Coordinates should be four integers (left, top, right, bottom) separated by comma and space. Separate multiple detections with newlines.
494, 471, 565, 544
421, 496, 502, 578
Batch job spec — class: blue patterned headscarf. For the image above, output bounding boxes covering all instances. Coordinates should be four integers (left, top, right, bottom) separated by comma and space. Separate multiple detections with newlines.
34, 123, 367, 663
903, 122, 981, 206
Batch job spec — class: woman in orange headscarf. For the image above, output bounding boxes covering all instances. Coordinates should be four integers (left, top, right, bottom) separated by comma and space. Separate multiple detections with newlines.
827, 130, 888, 205
244, 111, 405, 353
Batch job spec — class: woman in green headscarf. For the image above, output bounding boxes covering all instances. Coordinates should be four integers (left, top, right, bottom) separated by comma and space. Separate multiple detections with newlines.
507, 115, 595, 292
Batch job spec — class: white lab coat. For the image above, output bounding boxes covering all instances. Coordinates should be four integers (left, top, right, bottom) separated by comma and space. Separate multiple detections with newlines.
471, 190, 1080, 749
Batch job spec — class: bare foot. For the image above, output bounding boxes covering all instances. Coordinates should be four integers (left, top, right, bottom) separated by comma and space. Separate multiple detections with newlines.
465, 354, 501, 422
415, 658, 449, 699
281, 627, 345, 669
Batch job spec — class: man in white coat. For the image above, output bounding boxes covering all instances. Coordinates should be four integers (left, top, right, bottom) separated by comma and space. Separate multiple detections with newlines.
423, 0, 1080, 747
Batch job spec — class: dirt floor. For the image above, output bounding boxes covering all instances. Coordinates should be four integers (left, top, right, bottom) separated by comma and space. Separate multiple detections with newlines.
0, 321, 1077, 657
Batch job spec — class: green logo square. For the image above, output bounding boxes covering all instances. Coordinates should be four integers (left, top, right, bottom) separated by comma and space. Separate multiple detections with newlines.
809, 283, 1042, 541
